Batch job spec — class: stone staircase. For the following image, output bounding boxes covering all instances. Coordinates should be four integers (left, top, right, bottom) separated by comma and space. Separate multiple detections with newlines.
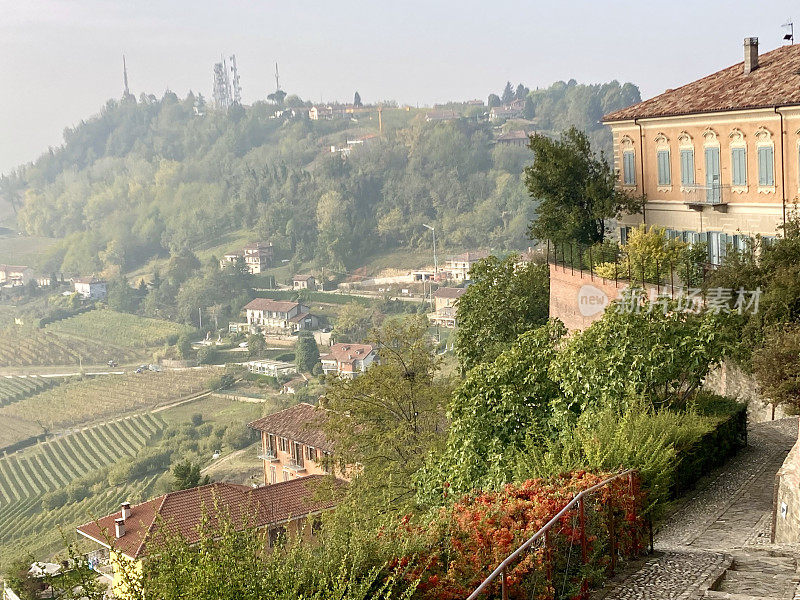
705, 551, 800, 600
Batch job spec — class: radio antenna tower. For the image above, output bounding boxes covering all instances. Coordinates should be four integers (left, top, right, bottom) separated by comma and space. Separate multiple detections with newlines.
212, 56, 232, 109
122, 55, 133, 100
274, 63, 281, 91
229, 54, 242, 104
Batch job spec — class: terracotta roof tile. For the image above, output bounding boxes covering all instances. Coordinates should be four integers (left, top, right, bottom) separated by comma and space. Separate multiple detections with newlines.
603, 44, 800, 122
76, 477, 339, 559
320, 343, 375, 367
248, 403, 332, 451
244, 299, 301, 313
433, 287, 466, 299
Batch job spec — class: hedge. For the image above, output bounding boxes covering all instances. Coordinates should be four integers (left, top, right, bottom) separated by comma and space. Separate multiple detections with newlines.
671, 396, 747, 498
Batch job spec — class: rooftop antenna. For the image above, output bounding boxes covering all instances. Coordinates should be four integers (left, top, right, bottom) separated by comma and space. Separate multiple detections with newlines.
229, 54, 241, 104
783, 18, 794, 44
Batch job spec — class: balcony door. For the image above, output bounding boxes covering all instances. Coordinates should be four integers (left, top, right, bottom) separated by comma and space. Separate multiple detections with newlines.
704, 147, 720, 203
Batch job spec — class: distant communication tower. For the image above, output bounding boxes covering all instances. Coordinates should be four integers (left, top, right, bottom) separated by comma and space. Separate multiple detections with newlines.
229, 54, 242, 104
274, 63, 281, 93
212, 57, 232, 110
122, 55, 133, 101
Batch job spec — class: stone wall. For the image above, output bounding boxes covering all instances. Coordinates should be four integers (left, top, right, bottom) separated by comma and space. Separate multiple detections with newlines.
773, 421, 800, 543
704, 361, 789, 424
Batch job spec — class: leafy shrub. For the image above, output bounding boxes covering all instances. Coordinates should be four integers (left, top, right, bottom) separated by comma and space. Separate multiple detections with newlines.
196, 346, 218, 365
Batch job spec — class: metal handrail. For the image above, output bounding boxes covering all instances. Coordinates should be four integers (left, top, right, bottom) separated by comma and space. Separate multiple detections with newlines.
465, 469, 637, 600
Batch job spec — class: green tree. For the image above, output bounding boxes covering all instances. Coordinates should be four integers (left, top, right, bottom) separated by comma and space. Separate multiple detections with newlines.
333, 302, 377, 343
552, 297, 735, 417
295, 330, 321, 372
177, 333, 193, 359
752, 325, 800, 410
107, 272, 139, 312
454, 254, 549, 370
196, 345, 218, 365
353, 91, 362, 107
247, 333, 267, 358
172, 460, 210, 490
487, 93, 501, 108
419, 320, 565, 501
525, 127, 644, 244
501, 81, 514, 104
325, 316, 452, 507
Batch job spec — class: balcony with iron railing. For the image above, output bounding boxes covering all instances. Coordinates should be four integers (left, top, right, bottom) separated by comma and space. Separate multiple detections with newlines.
286, 457, 306, 472
682, 182, 730, 209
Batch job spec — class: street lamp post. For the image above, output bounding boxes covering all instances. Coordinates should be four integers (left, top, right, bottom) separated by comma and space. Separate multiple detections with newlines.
423, 223, 437, 278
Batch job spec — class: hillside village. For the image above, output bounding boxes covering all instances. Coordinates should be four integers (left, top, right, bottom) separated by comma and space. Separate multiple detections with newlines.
5, 27, 800, 600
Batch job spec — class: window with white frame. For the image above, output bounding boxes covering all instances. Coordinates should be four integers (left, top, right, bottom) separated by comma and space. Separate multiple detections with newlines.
755, 127, 775, 190
731, 147, 747, 187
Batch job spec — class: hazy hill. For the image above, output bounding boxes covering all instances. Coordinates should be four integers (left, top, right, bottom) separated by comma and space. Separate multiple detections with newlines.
1, 81, 640, 277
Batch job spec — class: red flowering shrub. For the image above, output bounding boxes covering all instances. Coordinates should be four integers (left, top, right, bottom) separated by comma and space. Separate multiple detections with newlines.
399, 471, 645, 600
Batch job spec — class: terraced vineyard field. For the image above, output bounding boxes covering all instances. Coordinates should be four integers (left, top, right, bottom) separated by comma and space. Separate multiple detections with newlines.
0, 475, 160, 566
0, 369, 212, 450
0, 375, 64, 407
0, 413, 166, 506
0, 328, 140, 367
47, 308, 192, 349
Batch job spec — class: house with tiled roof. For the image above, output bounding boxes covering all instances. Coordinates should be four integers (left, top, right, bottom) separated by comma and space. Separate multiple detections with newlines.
320, 343, 376, 379
76, 477, 340, 592
249, 403, 336, 485
0, 264, 33, 287
243, 298, 318, 334
292, 274, 316, 291
220, 241, 273, 274
495, 130, 531, 147
603, 37, 797, 263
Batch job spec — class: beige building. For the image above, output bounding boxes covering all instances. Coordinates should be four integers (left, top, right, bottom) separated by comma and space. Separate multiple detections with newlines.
603, 38, 799, 263
249, 403, 336, 485
221, 242, 273, 274
444, 250, 489, 282
0, 264, 33, 287
73, 277, 107, 299
428, 287, 466, 328
293, 274, 316, 290
243, 299, 318, 333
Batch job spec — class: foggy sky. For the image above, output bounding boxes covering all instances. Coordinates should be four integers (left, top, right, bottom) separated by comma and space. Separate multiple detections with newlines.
1, 0, 798, 174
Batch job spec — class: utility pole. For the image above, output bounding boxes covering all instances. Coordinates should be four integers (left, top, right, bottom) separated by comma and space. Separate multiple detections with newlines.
198, 307, 203, 329
423, 223, 437, 278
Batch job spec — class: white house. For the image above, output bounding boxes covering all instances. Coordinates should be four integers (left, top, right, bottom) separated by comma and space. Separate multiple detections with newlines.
0, 265, 33, 287
73, 277, 107, 300
243, 299, 318, 333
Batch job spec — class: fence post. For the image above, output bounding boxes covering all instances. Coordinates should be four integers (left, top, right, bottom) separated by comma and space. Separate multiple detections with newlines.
628, 472, 639, 556
545, 529, 553, 584
547, 240, 551, 265
579, 495, 587, 563
501, 566, 508, 600
589, 245, 594, 281
609, 507, 617, 576
570, 243, 574, 276
670, 260, 675, 299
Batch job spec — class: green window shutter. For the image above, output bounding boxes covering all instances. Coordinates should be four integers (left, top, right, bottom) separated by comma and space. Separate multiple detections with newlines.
758, 147, 774, 186
732, 148, 747, 186
657, 150, 670, 185
680, 149, 695, 186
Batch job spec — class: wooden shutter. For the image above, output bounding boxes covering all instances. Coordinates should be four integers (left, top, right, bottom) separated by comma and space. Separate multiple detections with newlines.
731, 148, 746, 186
758, 147, 774, 186
680, 149, 695, 186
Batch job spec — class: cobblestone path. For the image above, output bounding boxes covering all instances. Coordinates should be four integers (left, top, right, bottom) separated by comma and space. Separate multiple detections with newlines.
594, 417, 800, 599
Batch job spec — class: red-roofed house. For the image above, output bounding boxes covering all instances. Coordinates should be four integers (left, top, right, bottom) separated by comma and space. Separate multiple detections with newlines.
603, 37, 796, 262
249, 403, 337, 485
243, 298, 318, 333
220, 242, 273, 274
292, 274, 316, 291
320, 343, 376, 378
76, 477, 340, 593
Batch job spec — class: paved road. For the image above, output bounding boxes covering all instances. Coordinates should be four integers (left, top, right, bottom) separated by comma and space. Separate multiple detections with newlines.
594, 417, 799, 599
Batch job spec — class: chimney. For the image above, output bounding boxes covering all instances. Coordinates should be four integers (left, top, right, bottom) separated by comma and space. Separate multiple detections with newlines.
744, 37, 759, 74
115, 518, 126, 538
120, 502, 131, 521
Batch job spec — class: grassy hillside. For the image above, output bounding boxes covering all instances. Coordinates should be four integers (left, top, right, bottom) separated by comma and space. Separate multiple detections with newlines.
46, 308, 192, 348
0, 231, 55, 266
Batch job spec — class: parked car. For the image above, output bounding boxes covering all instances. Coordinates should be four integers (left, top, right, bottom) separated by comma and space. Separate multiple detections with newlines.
148, 364, 162, 372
